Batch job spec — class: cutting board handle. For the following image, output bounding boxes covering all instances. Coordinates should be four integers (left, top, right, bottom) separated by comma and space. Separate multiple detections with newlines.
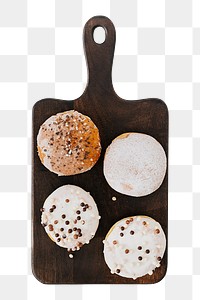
83, 16, 116, 92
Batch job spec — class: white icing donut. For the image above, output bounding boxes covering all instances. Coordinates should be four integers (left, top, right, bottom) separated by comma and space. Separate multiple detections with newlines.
103, 132, 167, 197
103, 216, 166, 280
41, 185, 100, 251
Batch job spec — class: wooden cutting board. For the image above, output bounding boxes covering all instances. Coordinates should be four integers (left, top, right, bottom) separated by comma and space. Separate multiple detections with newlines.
32, 15, 168, 284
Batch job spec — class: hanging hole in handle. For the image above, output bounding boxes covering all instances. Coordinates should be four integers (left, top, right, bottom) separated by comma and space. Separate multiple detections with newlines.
93, 26, 106, 44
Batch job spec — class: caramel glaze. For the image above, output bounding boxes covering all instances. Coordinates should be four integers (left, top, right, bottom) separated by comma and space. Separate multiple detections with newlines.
37, 110, 101, 176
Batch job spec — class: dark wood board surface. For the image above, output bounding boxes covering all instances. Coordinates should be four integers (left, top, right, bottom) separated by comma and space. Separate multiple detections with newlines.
32, 16, 168, 284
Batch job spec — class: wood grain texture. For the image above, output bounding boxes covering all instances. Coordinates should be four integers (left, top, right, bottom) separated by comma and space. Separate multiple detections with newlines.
32, 16, 168, 284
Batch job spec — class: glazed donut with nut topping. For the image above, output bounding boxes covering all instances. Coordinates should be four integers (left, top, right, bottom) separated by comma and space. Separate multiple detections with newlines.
37, 110, 101, 176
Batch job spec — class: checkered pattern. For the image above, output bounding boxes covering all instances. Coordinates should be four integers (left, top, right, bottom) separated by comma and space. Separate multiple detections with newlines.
0, 0, 199, 299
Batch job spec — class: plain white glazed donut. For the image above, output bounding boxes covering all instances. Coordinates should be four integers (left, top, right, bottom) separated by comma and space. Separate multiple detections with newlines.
103, 132, 167, 197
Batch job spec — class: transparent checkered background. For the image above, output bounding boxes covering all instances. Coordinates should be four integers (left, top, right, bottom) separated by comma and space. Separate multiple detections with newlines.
0, 0, 199, 299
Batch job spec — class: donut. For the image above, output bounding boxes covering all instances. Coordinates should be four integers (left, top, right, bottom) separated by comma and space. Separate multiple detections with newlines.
37, 110, 101, 176
41, 185, 100, 252
103, 133, 167, 197
103, 216, 166, 280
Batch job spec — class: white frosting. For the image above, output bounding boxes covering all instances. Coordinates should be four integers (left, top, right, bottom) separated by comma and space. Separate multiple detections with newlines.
103, 133, 167, 197
103, 216, 166, 280
41, 185, 100, 251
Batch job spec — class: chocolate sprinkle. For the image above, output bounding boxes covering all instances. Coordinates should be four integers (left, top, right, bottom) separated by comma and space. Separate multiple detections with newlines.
138, 246, 142, 250
80, 202, 85, 207
116, 269, 120, 273
76, 210, 81, 214
138, 256, 143, 261
65, 220, 70, 225
49, 208, 53, 213
146, 249, 150, 254
120, 233, 124, 237
60, 228, 64, 231
157, 256, 162, 261
77, 216, 81, 220
74, 234, 78, 239
49, 224, 53, 231
130, 230, 134, 235
121, 226, 125, 231
54, 220, 58, 224
57, 238, 61, 242
62, 214, 66, 219
125, 249, 129, 254
68, 229, 72, 233
55, 233, 59, 237
155, 229, 160, 234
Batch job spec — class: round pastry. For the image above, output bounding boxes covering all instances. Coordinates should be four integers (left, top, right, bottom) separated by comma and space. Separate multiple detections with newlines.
103, 133, 167, 197
103, 216, 166, 280
37, 110, 101, 176
41, 185, 100, 251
